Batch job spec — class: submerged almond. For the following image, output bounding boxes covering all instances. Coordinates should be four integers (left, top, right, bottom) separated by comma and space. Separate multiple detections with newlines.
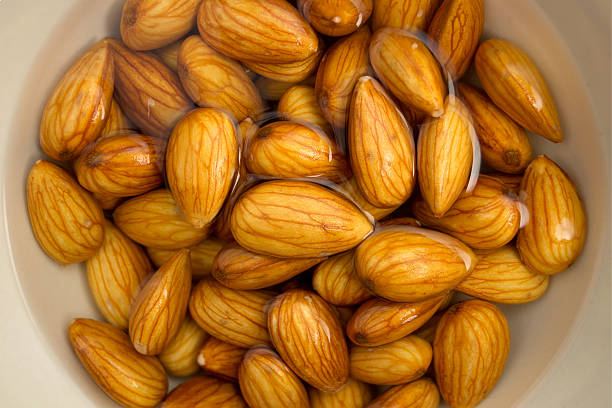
312, 250, 372, 306
309, 377, 374, 408
244, 48, 323, 83
372, 0, 441, 32
159, 315, 209, 376
298, 0, 372, 36
278, 85, 332, 134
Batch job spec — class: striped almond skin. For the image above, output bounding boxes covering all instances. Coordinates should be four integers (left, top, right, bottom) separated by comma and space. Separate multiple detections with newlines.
278, 85, 333, 135
315, 25, 371, 130
197, 0, 319, 63
298, 0, 372, 36
107, 39, 193, 139
414, 312, 445, 343
517, 155, 587, 275
434, 300, 510, 408
349, 76, 416, 208
212, 241, 324, 290
27, 160, 104, 265
371, 0, 441, 32
337, 177, 398, 221
93, 193, 123, 211
257, 76, 316, 101
244, 47, 323, 83
486, 172, 522, 195
312, 250, 373, 306
267, 289, 349, 392
86, 220, 153, 329
114, 189, 210, 249
189, 278, 273, 348
128, 249, 192, 355
475, 39, 562, 142
239, 346, 309, 408
159, 315, 209, 376
120, 0, 200, 50
178, 35, 264, 121
160, 376, 246, 408
155, 40, 181, 72
411, 175, 521, 249
309, 377, 374, 408
349, 335, 432, 385
40, 39, 114, 161
74, 134, 165, 198
417, 96, 474, 217
69, 318, 168, 408
147, 237, 226, 279
347, 295, 446, 347
367, 378, 440, 408
99, 98, 139, 140
197, 337, 247, 381
370, 28, 446, 117
230, 180, 374, 258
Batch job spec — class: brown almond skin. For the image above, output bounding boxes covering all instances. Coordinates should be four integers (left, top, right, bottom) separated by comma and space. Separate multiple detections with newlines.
212, 241, 324, 290
298, 0, 372, 36
517, 155, 587, 275
417, 96, 474, 217
337, 177, 398, 221
155, 40, 181, 72
197, 337, 247, 381
411, 175, 521, 249
189, 278, 273, 348
27, 160, 104, 265
114, 189, 210, 249
312, 250, 372, 306
245, 121, 350, 182
475, 39, 562, 142
347, 295, 445, 346
40, 39, 114, 161
370, 28, 446, 117
434, 300, 510, 408
74, 134, 165, 198
350, 335, 432, 385
178, 35, 264, 121
257, 76, 315, 101
315, 25, 372, 130
309, 377, 374, 408
367, 378, 440, 408
355, 227, 477, 302
268, 289, 349, 391
159, 315, 209, 376
99, 98, 139, 140
160, 376, 246, 408
166, 108, 238, 228
107, 38, 193, 139
428, 0, 484, 79
129, 249, 191, 355
239, 346, 309, 408
86, 220, 153, 329
278, 85, 333, 135
197, 0, 319, 63
349, 76, 416, 208
69, 318, 168, 408
244, 48, 323, 83
372, 0, 441, 32
486, 172, 522, 194
458, 83, 533, 173
147, 237, 225, 279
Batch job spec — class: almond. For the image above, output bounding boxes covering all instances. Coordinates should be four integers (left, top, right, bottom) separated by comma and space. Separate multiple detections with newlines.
372, 0, 441, 32
244, 47, 323, 83
74, 134, 165, 197
367, 378, 440, 408
355, 227, 477, 302
475, 39, 563, 142
517, 155, 587, 274
197, 0, 319, 63
230, 180, 374, 258
239, 346, 309, 408
268, 289, 349, 391
347, 295, 446, 346
245, 121, 350, 182
40, 39, 113, 161
155, 39, 182, 72
114, 189, 210, 249
486, 172, 522, 194
411, 175, 521, 249
298, 0, 372, 36
129, 249, 191, 355
349, 335, 432, 385
336, 177, 398, 221
160, 376, 246, 408
92, 193, 123, 211
212, 241, 324, 290
312, 250, 372, 306
458, 82, 532, 173
86, 220, 152, 329
309, 377, 374, 408
197, 337, 247, 381
120, 0, 200, 50
278, 85, 333, 135
69, 318, 167, 408
370, 28, 446, 117
257, 76, 316, 101
147, 237, 226, 279
349, 76, 416, 208
27, 160, 104, 265
178, 35, 264, 121
107, 38, 193, 139
413, 312, 444, 343
434, 299, 510, 408
335, 305, 356, 329
315, 26, 371, 130
99, 98, 138, 140
428, 0, 484, 79
159, 315, 209, 376
378, 217, 421, 227
417, 95, 475, 217
189, 278, 273, 348
400, 102, 428, 129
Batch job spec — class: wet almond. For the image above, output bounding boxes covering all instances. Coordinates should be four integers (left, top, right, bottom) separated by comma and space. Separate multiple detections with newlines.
309, 377, 374, 408
197, 337, 247, 381
278, 85, 332, 135
312, 250, 372, 306
147, 237, 225, 279
298, 0, 372, 36
99, 98, 138, 140
159, 315, 209, 377
244, 48, 323, 83
367, 378, 440, 408
372, 0, 441, 32
160, 376, 246, 408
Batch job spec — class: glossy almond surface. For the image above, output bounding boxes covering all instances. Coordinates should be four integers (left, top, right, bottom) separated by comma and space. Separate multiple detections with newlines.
159, 315, 209, 377
160, 376, 246, 408
367, 378, 440, 408
309, 377, 374, 408
372, 0, 441, 31
298, 0, 372, 36
244, 48, 323, 83
197, 337, 247, 381
312, 250, 372, 306
147, 237, 225, 279
278, 85, 332, 134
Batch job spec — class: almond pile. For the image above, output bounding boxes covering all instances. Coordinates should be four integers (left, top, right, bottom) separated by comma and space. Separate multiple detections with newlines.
26, 0, 587, 407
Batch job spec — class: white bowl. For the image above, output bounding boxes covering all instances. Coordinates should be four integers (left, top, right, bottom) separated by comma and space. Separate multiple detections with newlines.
0, 0, 609, 406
